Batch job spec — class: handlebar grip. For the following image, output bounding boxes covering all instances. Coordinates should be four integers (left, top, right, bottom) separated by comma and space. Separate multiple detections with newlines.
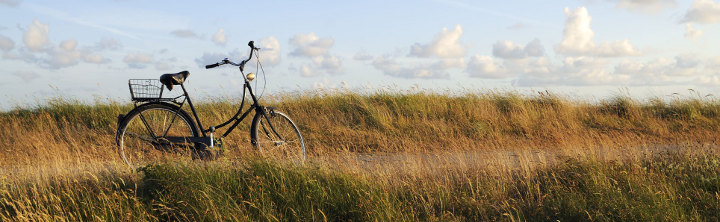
205, 63, 220, 69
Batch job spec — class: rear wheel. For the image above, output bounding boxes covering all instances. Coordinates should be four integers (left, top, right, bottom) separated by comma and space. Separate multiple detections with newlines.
116, 103, 199, 169
251, 110, 305, 162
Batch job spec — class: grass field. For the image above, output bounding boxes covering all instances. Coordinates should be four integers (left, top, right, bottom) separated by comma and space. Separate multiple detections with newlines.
1, 90, 719, 221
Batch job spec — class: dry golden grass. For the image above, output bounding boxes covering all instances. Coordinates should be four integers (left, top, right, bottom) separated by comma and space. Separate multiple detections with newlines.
3, 90, 719, 166
1, 90, 719, 220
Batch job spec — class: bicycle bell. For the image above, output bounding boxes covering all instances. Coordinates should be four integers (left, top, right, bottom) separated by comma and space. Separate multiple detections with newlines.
246, 72, 255, 81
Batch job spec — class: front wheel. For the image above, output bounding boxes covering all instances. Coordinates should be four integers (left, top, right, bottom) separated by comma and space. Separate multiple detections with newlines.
251, 109, 306, 161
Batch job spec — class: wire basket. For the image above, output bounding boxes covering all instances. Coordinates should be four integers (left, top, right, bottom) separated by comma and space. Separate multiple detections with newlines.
128, 79, 165, 102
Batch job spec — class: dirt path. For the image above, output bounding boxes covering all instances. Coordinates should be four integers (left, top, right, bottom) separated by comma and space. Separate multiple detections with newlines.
313, 142, 719, 177
2, 142, 718, 180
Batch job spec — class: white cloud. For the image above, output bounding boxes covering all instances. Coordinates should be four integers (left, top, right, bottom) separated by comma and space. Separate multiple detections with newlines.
0, 34, 14, 51
372, 56, 449, 79
467, 54, 552, 80
258, 36, 281, 65
59, 39, 76, 51
697, 56, 720, 85
492, 41, 524, 59
492, 39, 545, 59
24, 20, 50, 52
288, 33, 342, 76
466, 5, 714, 87
16, 39, 86, 69
47, 50, 81, 68
13, 71, 39, 82
466, 55, 506, 78
171, 29, 200, 39
123, 52, 154, 69
83, 54, 108, 64
440, 58, 466, 69
289, 33, 334, 57
593, 40, 640, 56
615, 58, 671, 75
212, 29, 226, 46
556, 7, 640, 57
300, 64, 313, 77
0, 0, 20, 7
675, 54, 700, 69
45, 40, 82, 68
410, 24, 466, 58
372, 25, 469, 79
319, 55, 342, 73
524, 39, 545, 57
557, 8, 594, 54
556, 57, 619, 84
5, 31, 116, 69
617, 0, 676, 14
506, 57, 551, 75
296, 54, 345, 77
684, 23, 703, 39
511, 54, 712, 87
514, 57, 619, 86
371, 25, 473, 79
698, 76, 720, 86
615, 54, 703, 78
682, 0, 720, 24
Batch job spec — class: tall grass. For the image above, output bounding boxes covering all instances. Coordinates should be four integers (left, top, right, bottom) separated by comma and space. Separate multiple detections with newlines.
2, 154, 718, 221
1, 90, 719, 220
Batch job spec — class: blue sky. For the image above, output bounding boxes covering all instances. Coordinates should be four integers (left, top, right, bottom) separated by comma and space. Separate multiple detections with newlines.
1, 0, 719, 109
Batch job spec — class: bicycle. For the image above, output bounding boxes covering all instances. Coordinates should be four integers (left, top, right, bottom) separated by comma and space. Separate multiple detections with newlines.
115, 41, 305, 169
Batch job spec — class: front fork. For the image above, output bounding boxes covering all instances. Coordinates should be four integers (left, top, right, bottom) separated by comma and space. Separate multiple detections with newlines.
251, 106, 277, 147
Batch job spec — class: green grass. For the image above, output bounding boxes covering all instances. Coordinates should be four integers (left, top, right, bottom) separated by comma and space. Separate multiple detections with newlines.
1, 155, 719, 221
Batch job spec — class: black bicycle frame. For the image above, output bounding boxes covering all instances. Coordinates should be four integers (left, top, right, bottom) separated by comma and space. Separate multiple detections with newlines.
190, 80, 261, 136
146, 41, 283, 147
158, 79, 272, 147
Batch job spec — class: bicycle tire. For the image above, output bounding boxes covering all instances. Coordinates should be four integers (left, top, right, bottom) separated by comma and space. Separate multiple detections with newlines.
116, 102, 199, 169
250, 109, 306, 161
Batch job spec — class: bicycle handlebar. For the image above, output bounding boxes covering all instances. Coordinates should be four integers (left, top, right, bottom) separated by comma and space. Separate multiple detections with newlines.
205, 63, 220, 69
205, 41, 259, 71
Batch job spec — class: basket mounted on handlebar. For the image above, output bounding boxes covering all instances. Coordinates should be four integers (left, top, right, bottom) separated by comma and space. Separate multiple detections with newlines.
128, 79, 181, 102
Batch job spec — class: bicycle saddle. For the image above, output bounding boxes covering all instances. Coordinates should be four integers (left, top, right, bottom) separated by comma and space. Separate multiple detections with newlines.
159, 71, 190, 91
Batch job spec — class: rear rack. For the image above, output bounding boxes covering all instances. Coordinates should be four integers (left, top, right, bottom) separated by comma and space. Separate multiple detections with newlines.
128, 79, 182, 102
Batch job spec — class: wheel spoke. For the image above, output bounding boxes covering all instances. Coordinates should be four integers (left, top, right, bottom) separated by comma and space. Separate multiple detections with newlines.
161, 108, 180, 137
124, 131, 156, 143
254, 111, 305, 161
119, 105, 196, 169
137, 111, 158, 139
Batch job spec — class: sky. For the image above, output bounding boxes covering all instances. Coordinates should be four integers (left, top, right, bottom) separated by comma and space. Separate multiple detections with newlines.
1, 0, 720, 109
